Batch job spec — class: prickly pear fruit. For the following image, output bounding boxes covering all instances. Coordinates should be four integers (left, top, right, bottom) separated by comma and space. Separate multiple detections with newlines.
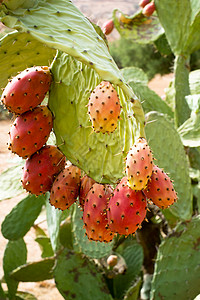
83, 183, 114, 242
79, 174, 96, 208
102, 19, 114, 35
21, 145, 66, 195
143, 165, 178, 209
1, 66, 52, 114
8, 106, 53, 158
107, 177, 147, 236
142, 1, 155, 16
125, 137, 153, 191
88, 81, 121, 134
139, 0, 151, 8
49, 163, 81, 210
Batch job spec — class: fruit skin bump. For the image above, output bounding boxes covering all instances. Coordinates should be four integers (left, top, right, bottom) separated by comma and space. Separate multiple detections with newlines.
50, 164, 81, 211
1, 66, 52, 115
8, 106, 53, 158
125, 137, 153, 191
21, 145, 66, 196
107, 177, 147, 236
83, 183, 114, 243
143, 165, 178, 209
88, 81, 121, 134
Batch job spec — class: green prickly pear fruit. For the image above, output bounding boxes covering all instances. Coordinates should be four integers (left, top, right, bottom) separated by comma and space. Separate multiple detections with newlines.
143, 165, 178, 209
8, 106, 53, 158
83, 183, 114, 243
107, 177, 147, 236
1, 66, 52, 114
125, 137, 153, 191
79, 174, 96, 209
88, 81, 121, 134
21, 145, 66, 195
49, 163, 81, 211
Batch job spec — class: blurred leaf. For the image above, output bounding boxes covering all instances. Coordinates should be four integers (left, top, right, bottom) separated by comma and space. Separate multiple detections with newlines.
178, 113, 200, 147
35, 236, 54, 258
140, 274, 153, 300
3, 239, 27, 299
0, 31, 55, 93
120, 67, 148, 85
0, 282, 6, 299
10, 257, 55, 282
155, 0, 200, 55
1, 194, 45, 240
189, 70, 200, 95
145, 111, 193, 221
113, 243, 143, 299
72, 205, 114, 259
129, 81, 173, 118
123, 278, 142, 300
4, 291, 37, 300
45, 194, 62, 252
154, 33, 172, 55
150, 216, 200, 300
113, 9, 164, 44
54, 249, 113, 300
59, 217, 73, 250
0, 163, 24, 201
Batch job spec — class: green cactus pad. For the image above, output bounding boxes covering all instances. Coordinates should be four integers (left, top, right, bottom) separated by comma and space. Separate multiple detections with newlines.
54, 249, 113, 300
0, 31, 55, 93
1, 194, 45, 240
113, 9, 164, 44
150, 216, 200, 300
155, 0, 200, 55
145, 111, 192, 221
72, 205, 114, 259
49, 52, 143, 184
3, 239, 27, 299
10, 257, 55, 282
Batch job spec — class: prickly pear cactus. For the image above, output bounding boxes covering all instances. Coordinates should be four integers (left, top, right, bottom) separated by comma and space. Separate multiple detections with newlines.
150, 216, 200, 300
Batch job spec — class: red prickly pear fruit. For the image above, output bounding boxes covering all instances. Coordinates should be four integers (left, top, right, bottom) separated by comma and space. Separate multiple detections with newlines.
1, 66, 52, 115
142, 1, 155, 16
79, 174, 96, 208
107, 177, 147, 236
49, 163, 81, 210
143, 165, 178, 209
102, 19, 114, 35
125, 137, 153, 191
8, 106, 53, 158
88, 81, 121, 134
139, 0, 151, 8
21, 145, 66, 196
83, 183, 114, 243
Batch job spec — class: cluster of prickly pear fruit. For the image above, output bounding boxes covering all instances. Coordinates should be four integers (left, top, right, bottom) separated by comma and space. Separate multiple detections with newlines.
88, 81, 121, 134
139, 0, 156, 17
1, 66, 68, 196
125, 137, 178, 210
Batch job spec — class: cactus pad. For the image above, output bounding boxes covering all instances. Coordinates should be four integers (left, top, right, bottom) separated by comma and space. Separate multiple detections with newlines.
150, 216, 200, 300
